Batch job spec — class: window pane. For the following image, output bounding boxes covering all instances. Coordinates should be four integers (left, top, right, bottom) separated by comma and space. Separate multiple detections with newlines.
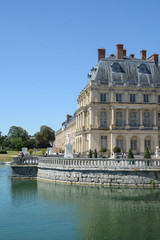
145, 140, 151, 150
101, 94, 106, 102
130, 94, 136, 103
101, 136, 107, 149
144, 94, 149, 102
116, 112, 123, 126
144, 112, 151, 127
116, 139, 123, 151
130, 112, 137, 127
131, 140, 137, 150
116, 94, 122, 102
100, 112, 107, 127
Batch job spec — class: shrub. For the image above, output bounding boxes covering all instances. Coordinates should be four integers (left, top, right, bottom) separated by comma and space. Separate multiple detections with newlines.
29, 149, 33, 155
0, 150, 7, 154
89, 149, 92, 158
100, 147, 107, 152
94, 149, 97, 158
41, 149, 46, 155
144, 147, 151, 159
127, 149, 134, 159
113, 146, 121, 154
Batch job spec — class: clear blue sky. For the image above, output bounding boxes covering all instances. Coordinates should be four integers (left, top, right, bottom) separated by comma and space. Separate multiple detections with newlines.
0, 0, 160, 135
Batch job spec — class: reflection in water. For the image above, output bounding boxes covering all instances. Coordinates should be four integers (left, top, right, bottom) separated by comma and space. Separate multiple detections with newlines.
37, 181, 160, 240
1, 165, 160, 240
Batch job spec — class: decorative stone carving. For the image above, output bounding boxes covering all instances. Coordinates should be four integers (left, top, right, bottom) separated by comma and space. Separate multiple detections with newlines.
64, 133, 73, 159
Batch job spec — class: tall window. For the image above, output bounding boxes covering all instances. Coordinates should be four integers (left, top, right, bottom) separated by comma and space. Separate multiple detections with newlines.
130, 112, 137, 127
130, 94, 136, 103
100, 112, 107, 127
116, 138, 123, 151
158, 95, 160, 104
131, 139, 137, 151
116, 94, 122, 102
144, 112, 151, 127
145, 139, 151, 151
101, 93, 106, 102
158, 113, 160, 127
116, 112, 123, 127
101, 136, 107, 149
144, 94, 149, 103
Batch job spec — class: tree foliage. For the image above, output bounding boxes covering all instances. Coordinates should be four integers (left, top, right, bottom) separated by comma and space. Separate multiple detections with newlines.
113, 146, 121, 154
8, 126, 28, 141
144, 147, 151, 159
35, 125, 55, 148
127, 148, 134, 159
94, 149, 97, 158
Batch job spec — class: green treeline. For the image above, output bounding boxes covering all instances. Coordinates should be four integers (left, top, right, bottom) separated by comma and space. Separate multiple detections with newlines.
0, 125, 55, 151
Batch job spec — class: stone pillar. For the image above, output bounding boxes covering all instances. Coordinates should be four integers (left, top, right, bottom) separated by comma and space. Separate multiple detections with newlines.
153, 109, 157, 127
125, 135, 130, 153
110, 107, 115, 129
140, 135, 145, 154
90, 108, 92, 129
125, 108, 130, 129
82, 112, 85, 127
140, 109, 144, 129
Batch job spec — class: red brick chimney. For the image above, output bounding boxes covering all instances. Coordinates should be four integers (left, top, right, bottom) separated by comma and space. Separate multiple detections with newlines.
123, 49, 126, 57
129, 53, 134, 58
116, 44, 123, 59
148, 54, 159, 67
140, 49, 146, 60
97, 48, 105, 62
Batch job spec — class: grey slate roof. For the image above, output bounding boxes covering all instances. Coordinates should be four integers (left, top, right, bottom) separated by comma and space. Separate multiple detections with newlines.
87, 58, 160, 88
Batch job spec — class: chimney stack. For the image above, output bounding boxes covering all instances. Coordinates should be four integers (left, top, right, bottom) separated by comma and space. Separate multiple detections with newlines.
140, 49, 146, 60
129, 53, 134, 58
97, 48, 105, 62
116, 44, 123, 59
148, 54, 159, 67
123, 49, 126, 57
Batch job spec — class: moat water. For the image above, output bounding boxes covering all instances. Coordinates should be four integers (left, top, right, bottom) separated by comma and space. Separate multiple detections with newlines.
1, 165, 160, 240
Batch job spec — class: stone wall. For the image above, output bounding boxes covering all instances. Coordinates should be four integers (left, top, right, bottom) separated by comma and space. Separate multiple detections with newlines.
37, 165, 160, 187
11, 165, 37, 179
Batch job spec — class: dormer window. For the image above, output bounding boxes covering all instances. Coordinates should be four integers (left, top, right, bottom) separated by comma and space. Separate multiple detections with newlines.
138, 64, 151, 74
111, 62, 125, 73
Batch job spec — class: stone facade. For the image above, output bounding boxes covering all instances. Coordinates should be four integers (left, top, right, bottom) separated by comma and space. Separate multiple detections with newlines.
56, 44, 160, 156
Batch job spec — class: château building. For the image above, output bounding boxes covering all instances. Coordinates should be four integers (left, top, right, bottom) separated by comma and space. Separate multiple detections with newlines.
56, 44, 160, 156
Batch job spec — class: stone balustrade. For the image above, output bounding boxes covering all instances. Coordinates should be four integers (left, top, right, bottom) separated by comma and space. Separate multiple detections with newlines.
13, 156, 38, 165
38, 157, 160, 170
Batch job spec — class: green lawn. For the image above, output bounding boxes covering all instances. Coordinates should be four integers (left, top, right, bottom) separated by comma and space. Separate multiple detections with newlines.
0, 151, 18, 162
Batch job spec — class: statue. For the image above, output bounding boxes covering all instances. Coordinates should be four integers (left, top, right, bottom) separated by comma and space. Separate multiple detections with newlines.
64, 133, 73, 159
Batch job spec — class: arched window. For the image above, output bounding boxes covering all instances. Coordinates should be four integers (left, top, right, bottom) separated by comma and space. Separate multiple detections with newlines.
130, 137, 137, 152
116, 136, 123, 152
144, 136, 151, 151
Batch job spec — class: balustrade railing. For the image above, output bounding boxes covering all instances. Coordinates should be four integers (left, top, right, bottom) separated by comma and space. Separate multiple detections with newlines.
38, 157, 160, 170
13, 156, 38, 165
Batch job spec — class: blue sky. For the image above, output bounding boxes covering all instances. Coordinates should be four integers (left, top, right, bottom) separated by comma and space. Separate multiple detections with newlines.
0, 0, 160, 135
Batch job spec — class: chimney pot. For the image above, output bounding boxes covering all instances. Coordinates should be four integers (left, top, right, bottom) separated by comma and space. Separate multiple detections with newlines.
140, 49, 146, 60
148, 54, 159, 67
116, 43, 123, 59
129, 53, 134, 58
109, 53, 115, 58
97, 48, 105, 62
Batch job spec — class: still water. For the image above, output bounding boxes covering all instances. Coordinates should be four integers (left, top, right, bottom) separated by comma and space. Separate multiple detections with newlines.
0, 165, 160, 240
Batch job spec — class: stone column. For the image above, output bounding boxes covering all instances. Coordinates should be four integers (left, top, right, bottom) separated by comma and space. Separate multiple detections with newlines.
90, 108, 92, 129
153, 109, 157, 129
140, 135, 145, 154
140, 109, 144, 129
82, 112, 85, 127
125, 108, 130, 129
110, 107, 115, 129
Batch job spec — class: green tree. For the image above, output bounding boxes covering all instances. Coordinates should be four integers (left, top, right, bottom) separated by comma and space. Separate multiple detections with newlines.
24, 139, 36, 149
113, 146, 121, 154
35, 125, 55, 148
127, 148, 134, 158
144, 147, 151, 159
10, 137, 24, 151
89, 149, 92, 158
8, 126, 28, 141
94, 149, 97, 158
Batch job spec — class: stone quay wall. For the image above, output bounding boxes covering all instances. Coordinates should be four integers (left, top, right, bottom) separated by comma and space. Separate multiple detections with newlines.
37, 157, 160, 187
11, 165, 38, 179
